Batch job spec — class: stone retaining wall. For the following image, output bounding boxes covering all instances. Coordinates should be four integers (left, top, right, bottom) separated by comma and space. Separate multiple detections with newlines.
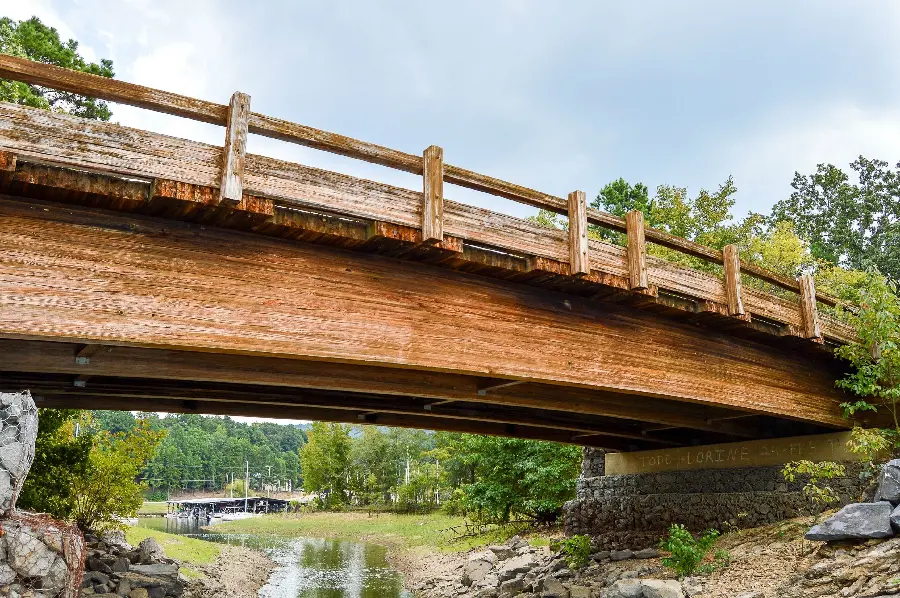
564, 447, 871, 550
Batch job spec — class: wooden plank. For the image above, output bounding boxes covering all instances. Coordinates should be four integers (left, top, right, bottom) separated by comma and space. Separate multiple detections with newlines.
0, 339, 777, 437
0, 55, 226, 124
0, 199, 851, 426
799, 274, 822, 340
567, 190, 589, 275
422, 145, 444, 243
219, 92, 251, 206
605, 431, 857, 474
723, 244, 745, 317
626, 211, 648, 290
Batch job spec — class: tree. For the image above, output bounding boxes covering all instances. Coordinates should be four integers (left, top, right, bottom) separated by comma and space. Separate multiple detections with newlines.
0, 16, 114, 120
300, 422, 351, 506
18, 409, 92, 519
70, 417, 165, 530
772, 157, 900, 282
442, 434, 581, 524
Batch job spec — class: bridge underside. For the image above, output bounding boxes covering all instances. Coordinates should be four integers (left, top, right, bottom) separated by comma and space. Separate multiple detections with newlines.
0, 166, 872, 449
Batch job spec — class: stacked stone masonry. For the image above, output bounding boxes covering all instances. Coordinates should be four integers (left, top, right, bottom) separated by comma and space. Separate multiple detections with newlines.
564, 447, 871, 550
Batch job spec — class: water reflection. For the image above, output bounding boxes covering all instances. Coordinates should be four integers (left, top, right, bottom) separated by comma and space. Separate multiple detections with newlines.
135, 519, 407, 598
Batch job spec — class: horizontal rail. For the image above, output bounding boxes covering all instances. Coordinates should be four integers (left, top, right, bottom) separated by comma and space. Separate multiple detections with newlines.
0, 54, 842, 309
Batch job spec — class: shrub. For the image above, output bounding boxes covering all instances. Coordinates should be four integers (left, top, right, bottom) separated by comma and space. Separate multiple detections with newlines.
659, 524, 720, 577
781, 460, 846, 509
554, 534, 592, 569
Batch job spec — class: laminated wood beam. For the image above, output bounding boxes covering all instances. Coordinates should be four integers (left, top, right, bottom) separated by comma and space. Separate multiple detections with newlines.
219, 92, 251, 206
723, 244, 746, 318
799, 274, 822, 341
567, 190, 589, 275
422, 145, 443, 243
626, 210, 648, 290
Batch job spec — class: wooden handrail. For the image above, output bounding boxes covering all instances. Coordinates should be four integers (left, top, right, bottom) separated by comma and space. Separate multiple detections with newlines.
0, 53, 842, 309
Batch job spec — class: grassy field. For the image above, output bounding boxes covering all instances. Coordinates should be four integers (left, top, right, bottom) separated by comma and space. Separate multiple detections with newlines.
212, 511, 557, 552
138, 501, 170, 515
125, 526, 221, 568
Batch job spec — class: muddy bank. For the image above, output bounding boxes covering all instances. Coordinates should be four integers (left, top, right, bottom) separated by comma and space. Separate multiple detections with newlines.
187, 544, 275, 598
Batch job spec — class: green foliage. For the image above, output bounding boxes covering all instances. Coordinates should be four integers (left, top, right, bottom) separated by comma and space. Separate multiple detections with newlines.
781, 460, 846, 507
772, 157, 900, 282
94, 412, 306, 493
0, 16, 114, 120
555, 534, 591, 569
441, 434, 581, 524
300, 422, 352, 506
71, 416, 165, 530
18, 409, 93, 519
659, 524, 721, 578
833, 273, 900, 428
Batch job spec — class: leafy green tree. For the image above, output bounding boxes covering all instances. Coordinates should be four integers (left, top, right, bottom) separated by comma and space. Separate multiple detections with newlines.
300, 422, 352, 506
772, 157, 900, 281
0, 16, 114, 120
71, 417, 165, 530
442, 434, 581, 524
18, 409, 92, 519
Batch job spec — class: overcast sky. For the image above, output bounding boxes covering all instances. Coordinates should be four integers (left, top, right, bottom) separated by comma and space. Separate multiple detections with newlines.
5, 0, 900, 423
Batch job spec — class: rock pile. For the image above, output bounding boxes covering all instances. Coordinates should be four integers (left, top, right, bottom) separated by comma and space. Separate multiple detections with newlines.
79, 532, 185, 598
806, 459, 900, 542
0, 391, 86, 598
412, 535, 684, 598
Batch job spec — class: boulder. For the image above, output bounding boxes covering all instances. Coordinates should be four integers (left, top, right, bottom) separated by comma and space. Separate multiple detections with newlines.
137, 537, 166, 562
876, 459, 900, 504
470, 550, 498, 565
891, 503, 900, 533
641, 579, 685, 598
489, 544, 515, 560
0, 392, 37, 514
0, 563, 15, 585
497, 554, 536, 581
5, 523, 62, 578
805, 502, 895, 541
569, 585, 591, 598
500, 576, 525, 596
603, 579, 642, 598
633, 548, 660, 559
541, 576, 568, 598
462, 559, 494, 587
609, 549, 633, 561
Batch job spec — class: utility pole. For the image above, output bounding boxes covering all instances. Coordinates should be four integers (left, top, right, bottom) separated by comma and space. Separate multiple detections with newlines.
244, 460, 249, 514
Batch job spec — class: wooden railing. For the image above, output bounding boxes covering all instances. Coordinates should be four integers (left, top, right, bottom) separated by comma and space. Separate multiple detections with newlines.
0, 54, 841, 343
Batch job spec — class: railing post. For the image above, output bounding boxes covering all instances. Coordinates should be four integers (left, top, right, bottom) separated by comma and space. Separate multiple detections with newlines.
219, 91, 251, 206
626, 210, 648, 290
422, 145, 444, 244
723, 244, 745, 317
568, 190, 589, 275
799, 274, 822, 340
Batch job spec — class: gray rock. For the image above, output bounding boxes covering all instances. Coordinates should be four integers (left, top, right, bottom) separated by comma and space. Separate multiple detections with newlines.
541, 577, 568, 598
476, 574, 499, 590
471, 550, 498, 565
476, 589, 499, 598
0, 563, 15, 585
805, 502, 895, 541
609, 550, 632, 561
507, 535, 528, 550
876, 459, 900, 504
633, 548, 660, 559
734, 592, 763, 598
603, 579, 642, 598
0, 392, 37, 513
568, 585, 590, 598
137, 538, 166, 562
500, 576, 525, 596
641, 579, 684, 598
462, 559, 494, 587
590, 551, 610, 561
6, 524, 60, 578
489, 545, 515, 560
498, 554, 536, 581
892, 503, 900, 532
129, 563, 179, 581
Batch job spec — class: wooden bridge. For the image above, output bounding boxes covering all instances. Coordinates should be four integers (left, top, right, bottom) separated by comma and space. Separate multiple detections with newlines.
0, 56, 877, 450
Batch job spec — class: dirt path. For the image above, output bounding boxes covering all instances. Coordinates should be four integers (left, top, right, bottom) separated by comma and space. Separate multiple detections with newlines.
188, 544, 275, 598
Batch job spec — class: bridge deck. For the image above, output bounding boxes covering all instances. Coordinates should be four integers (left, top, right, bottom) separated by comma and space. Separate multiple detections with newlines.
0, 56, 876, 448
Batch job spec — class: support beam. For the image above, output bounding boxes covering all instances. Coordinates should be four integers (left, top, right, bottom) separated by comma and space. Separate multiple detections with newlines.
75, 344, 102, 365
626, 210, 648, 290
722, 244, 746, 318
422, 145, 444, 243
567, 190, 589, 275
799, 274, 822, 341
476, 379, 526, 396
219, 91, 251, 206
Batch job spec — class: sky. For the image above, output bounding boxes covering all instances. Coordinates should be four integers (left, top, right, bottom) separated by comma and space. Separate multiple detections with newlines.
4, 0, 900, 423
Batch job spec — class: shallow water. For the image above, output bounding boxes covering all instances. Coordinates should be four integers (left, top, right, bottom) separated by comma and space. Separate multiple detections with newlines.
136, 518, 409, 598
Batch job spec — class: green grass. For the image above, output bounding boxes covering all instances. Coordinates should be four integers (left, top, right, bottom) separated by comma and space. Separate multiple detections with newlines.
138, 501, 170, 515
213, 512, 554, 552
125, 526, 221, 566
